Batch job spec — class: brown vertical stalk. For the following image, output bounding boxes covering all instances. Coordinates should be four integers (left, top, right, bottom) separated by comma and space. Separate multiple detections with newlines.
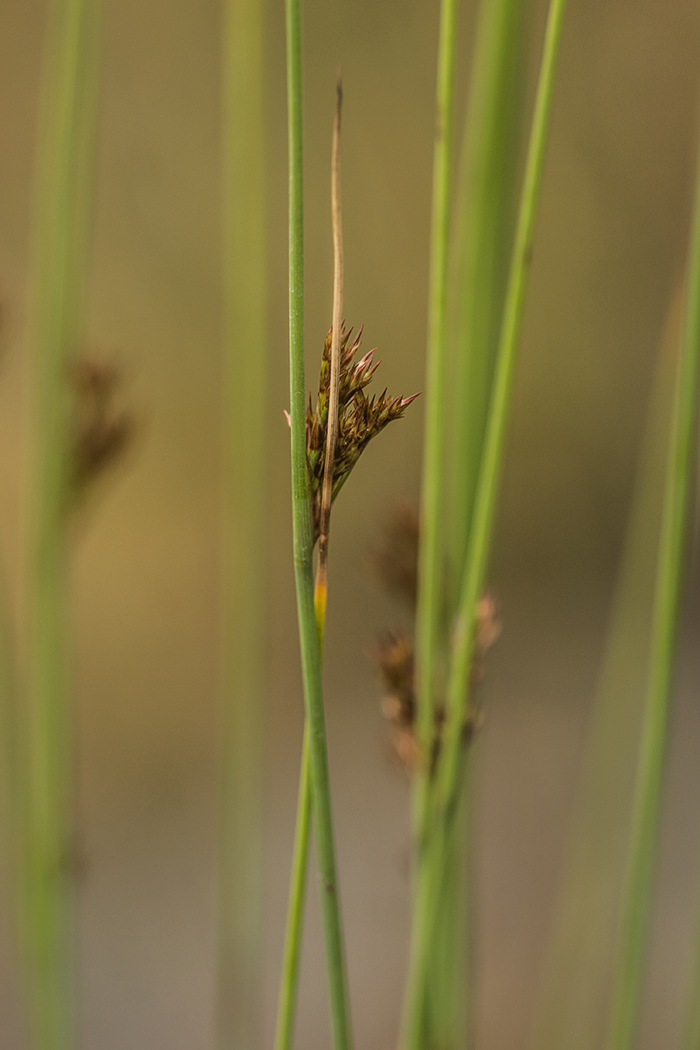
315, 80, 344, 622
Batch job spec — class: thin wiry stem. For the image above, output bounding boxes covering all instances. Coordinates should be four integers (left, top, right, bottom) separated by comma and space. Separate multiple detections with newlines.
219, 0, 267, 1044
274, 728, 312, 1050
274, 569, 335, 1050
606, 122, 700, 1050
528, 295, 680, 1050
23, 0, 101, 1046
283, 3, 352, 1048
431, 2, 528, 1043
448, 0, 527, 595
401, 2, 567, 1045
277, 78, 419, 1050
435, 0, 567, 826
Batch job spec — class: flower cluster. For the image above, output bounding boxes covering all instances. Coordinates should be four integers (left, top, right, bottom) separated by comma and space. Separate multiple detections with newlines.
306, 325, 418, 544
372, 503, 501, 774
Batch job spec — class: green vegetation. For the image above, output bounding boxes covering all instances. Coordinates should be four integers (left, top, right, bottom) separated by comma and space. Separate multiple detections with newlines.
2, 2, 699, 1050
604, 118, 700, 1050
23, 0, 102, 1046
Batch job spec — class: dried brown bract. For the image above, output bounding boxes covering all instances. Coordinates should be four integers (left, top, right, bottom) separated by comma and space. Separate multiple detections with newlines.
373, 586, 500, 773
306, 325, 418, 544
70, 358, 134, 497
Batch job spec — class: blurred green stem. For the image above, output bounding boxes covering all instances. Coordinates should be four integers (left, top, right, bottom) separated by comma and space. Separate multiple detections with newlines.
413, 0, 460, 838
0, 565, 19, 872
0, 566, 21, 1005
448, 0, 527, 587
274, 728, 312, 1050
25, 0, 101, 1047
284, 3, 352, 1050
431, 0, 528, 1041
435, 0, 566, 833
528, 296, 680, 1050
402, 1, 567, 1046
606, 127, 700, 1050
219, 0, 267, 1046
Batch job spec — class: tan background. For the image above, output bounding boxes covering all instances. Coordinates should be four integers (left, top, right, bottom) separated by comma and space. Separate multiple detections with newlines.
0, 0, 700, 1048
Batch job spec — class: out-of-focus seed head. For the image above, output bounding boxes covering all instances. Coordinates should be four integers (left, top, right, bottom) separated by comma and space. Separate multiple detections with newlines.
372, 501, 420, 609
70, 358, 134, 500
373, 631, 418, 773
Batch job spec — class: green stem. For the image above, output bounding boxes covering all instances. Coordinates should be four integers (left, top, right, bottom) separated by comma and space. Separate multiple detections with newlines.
413, 0, 460, 834
400, 755, 473, 1050
434, 1, 529, 1040
284, 4, 352, 1050
423, 786, 468, 1050
274, 728, 312, 1050
24, 0, 101, 1047
218, 0, 267, 1046
606, 128, 700, 1050
274, 597, 329, 1050
0, 566, 22, 1015
527, 298, 679, 1050
0, 563, 20, 873
435, 0, 567, 825
401, 2, 567, 1045
448, 0, 527, 595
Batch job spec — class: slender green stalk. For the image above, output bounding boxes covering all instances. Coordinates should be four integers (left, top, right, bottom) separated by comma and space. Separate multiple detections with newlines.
219, 0, 267, 1046
448, 0, 527, 591
423, 785, 468, 1050
0, 566, 20, 870
528, 299, 679, 1050
413, 0, 460, 833
401, 2, 567, 1045
400, 754, 474, 1050
0, 568, 21, 1003
274, 729, 312, 1050
432, 2, 529, 1042
605, 130, 700, 1050
284, 5, 352, 1050
435, 0, 567, 823
24, 0, 101, 1047
274, 587, 330, 1050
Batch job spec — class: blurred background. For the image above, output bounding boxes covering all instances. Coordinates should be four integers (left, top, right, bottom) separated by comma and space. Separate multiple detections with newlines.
0, 0, 699, 1048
